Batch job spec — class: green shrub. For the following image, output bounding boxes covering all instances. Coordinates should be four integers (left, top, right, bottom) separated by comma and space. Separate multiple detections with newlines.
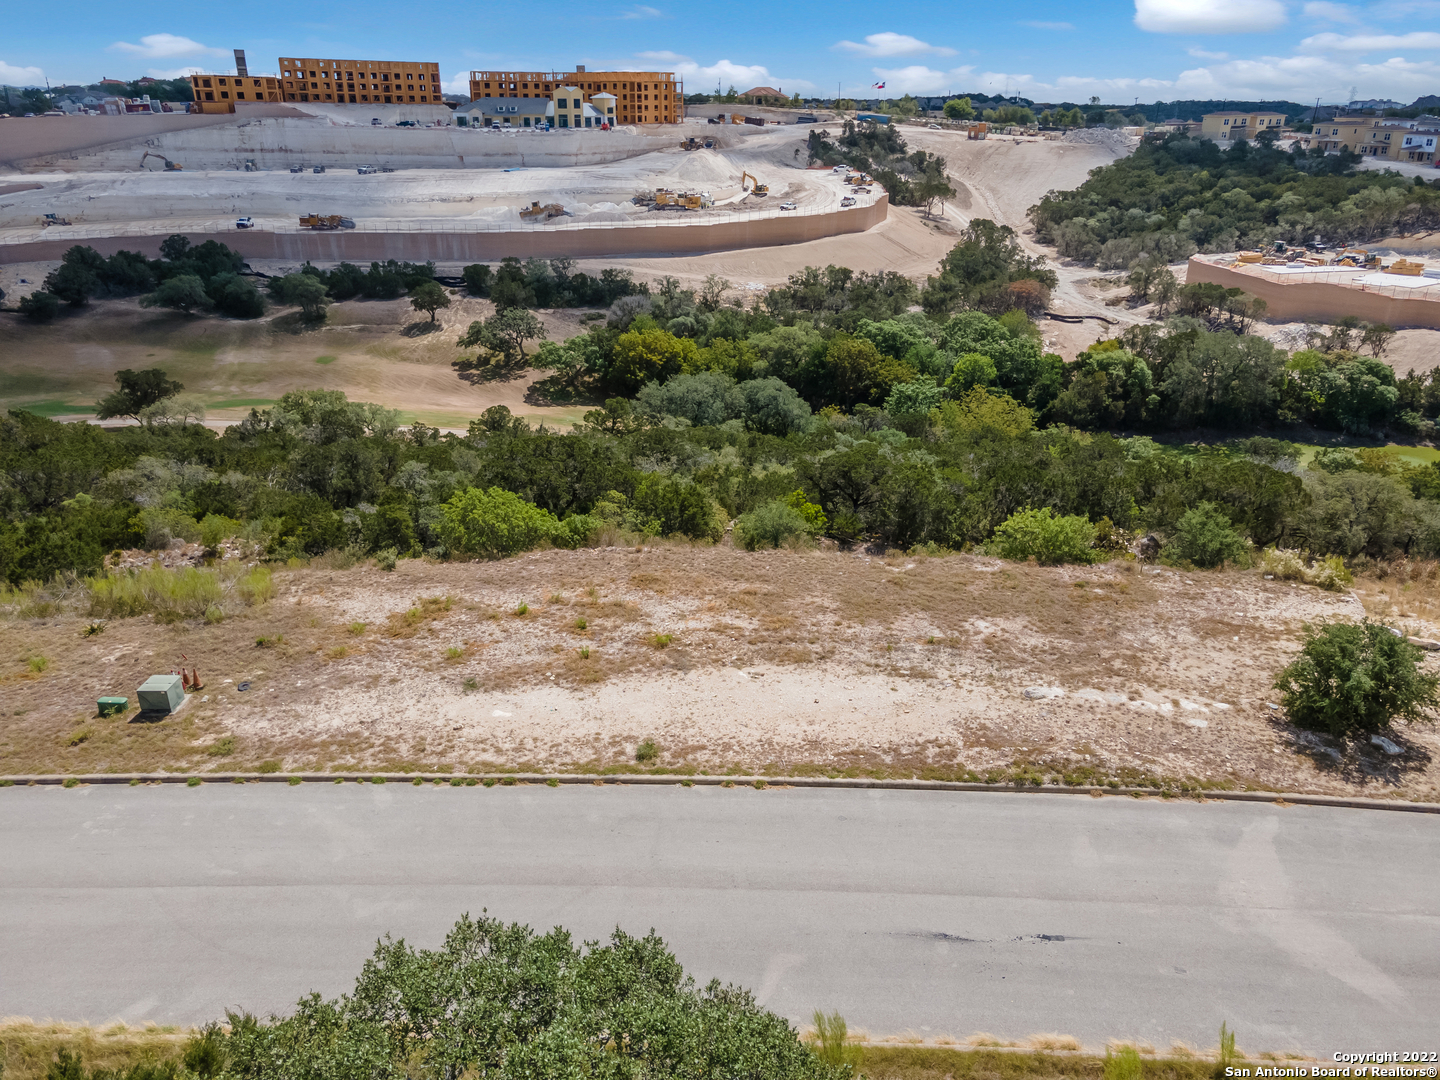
207, 736, 236, 757
19, 290, 62, 320
87, 564, 272, 621
1275, 621, 1440, 738
735, 501, 812, 550
1168, 501, 1247, 568
438, 487, 596, 558
1258, 548, 1352, 590
1104, 1045, 1143, 1080
810, 1011, 864, 1076
635, 738, 659, 763
988, 507, 1097, 565
257, 759, 282, 774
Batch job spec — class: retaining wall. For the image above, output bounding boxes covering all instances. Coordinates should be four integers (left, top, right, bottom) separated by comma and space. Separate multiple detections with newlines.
12, 115, 700, 173
0, 195, 888, 264
1186, 256, 1440, 330
0, 113, 246, 167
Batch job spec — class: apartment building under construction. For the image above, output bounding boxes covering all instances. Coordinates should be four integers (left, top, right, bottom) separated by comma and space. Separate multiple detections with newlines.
468, 66, 683, 125
277, 57, 442, 105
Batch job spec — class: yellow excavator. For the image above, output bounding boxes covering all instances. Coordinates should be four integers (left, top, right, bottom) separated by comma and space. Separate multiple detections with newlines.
740, 171, 768, 196
140, 151, 182, 171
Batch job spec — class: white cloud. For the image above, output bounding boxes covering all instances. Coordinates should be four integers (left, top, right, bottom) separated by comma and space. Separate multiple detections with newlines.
110, 34, 227, 59
144, 66, 208, 80
860, 65, 973, 95
0, 60, 46, 85
624, 53, 812, 91
1301, 30, 1440, 50
441, 74, 472, 95
1134, 0, 1286, 33
1022, 21, 1076, 30
834, 33, 956, 57
1187, 47, 1230, 58
1302, 1, 1362, 21
619, 5, 663, 17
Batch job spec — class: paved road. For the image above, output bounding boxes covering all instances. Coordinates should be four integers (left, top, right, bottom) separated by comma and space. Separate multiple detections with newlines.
2, 784, 1437, 1054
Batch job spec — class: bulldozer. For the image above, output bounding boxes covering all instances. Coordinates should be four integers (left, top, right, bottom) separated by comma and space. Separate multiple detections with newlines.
740, 171, 768, 196
519, 201, 569, 221
41, 213, 72, 227
298, 213, 355, 230
140, 151, 182, 171
680, 137, 702, 151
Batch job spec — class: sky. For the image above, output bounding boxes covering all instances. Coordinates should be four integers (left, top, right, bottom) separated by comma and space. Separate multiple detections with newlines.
4, 0, 1440, 105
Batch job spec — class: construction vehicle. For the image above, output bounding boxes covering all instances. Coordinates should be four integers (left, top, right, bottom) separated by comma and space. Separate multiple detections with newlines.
519, 201, 569, 221
242, 159, 258, 172
140, 151, 182, 171
41, 213, 72, 227
654, 188, 713, 210
680, 137, 702, 150
298, 213, 355, 230
740, 171, 768, 196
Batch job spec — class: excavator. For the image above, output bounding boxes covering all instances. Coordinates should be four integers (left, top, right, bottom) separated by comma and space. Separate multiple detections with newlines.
140, 151, 182, 171
740, 171, 768, 196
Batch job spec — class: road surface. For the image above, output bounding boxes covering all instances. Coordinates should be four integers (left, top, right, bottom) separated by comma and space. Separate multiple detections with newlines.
2, 783, 1437, 1054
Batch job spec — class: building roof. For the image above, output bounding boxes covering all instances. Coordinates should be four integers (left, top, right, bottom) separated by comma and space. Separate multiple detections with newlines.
458, 98, 552, 117
742, 86, 783, 97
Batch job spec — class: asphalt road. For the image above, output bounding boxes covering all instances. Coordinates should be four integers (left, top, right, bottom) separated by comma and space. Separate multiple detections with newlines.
2, 783, 1437, 1055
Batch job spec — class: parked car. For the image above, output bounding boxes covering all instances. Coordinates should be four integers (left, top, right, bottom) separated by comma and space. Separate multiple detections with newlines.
289, 165, 304, 173
779, 201, 797, 211
840, 197, 856, 207
928, 124, 941, 129
312, 165, 326, 174
371, 118, 381, 126
235, 216, 255, 229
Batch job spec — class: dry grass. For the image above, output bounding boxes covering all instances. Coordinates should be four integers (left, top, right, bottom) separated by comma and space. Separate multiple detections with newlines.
1029, 1033, 1082, 1051
1353, 559, 1440, 636
0, 1019, 188, 1080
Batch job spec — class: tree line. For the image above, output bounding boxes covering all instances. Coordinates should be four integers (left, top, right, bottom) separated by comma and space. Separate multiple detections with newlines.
1029, 131, 1440, 271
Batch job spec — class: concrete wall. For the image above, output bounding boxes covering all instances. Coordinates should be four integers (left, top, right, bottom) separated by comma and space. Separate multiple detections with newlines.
16, 116, 696, 173
1187, 257, 1440, 330
0, 113, 245, 167
0, 195, 887, 264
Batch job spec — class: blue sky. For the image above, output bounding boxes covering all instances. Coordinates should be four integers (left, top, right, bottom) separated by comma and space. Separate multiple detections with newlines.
4, 0, 1440, 104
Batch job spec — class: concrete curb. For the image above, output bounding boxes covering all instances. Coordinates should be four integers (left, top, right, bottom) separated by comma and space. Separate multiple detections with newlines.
3, 773, 1438, 813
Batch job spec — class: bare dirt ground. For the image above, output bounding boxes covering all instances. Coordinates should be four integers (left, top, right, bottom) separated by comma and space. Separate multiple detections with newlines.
5, 547, 1436, 801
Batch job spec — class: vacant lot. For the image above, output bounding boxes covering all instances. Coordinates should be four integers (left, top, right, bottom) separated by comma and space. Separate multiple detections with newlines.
4, 546, 1435, 799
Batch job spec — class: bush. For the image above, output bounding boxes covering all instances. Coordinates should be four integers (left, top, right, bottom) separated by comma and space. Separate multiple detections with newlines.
1168, 501, 1247, 568
1104, 1045, 1143, 1080
218, 914, 838, 1080
18, 290, 61, 320
735, 501, 813, 550
988, 507, 1098, 565
1258, 548, 1353, 591
140, 273, 210, 313
1274, 620, 1440, 738
438, 486, 595, 558
87, 564, 272, 621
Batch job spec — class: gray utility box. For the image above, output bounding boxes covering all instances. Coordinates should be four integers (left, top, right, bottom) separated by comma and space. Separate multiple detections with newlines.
137, 674, 185, 714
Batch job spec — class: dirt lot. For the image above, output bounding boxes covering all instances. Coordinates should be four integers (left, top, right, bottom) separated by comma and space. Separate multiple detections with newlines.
4, 547, 1436, 800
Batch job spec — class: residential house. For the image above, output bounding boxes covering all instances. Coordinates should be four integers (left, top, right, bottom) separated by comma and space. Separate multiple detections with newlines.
1199, 111, 1287, 141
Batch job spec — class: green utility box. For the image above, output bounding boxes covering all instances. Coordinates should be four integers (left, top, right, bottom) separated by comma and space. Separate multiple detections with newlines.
97, 696, 129, 717
137, 675, 184, 714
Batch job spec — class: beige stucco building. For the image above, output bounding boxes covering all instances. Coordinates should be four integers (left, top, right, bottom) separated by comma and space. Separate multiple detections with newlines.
468, 66, 682, 125
1199, 111, 1287, 142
